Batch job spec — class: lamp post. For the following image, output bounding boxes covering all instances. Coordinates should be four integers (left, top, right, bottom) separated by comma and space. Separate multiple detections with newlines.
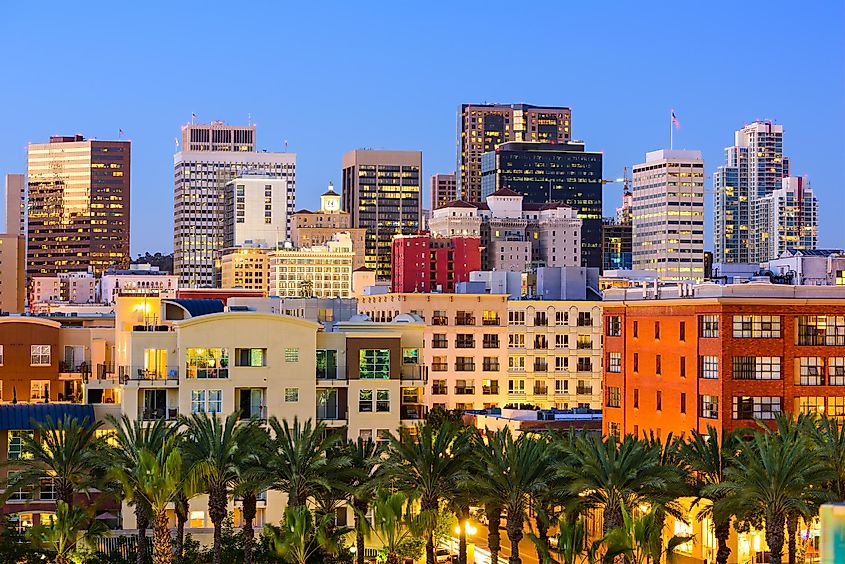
453, 521, 478, 564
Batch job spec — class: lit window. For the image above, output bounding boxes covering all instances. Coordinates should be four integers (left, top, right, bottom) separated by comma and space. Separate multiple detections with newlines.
285, 388, 299, 402
608, 352, 622, 373
8, 431, 33, 460
359, 349, 390, 379
30, 381, 49, 402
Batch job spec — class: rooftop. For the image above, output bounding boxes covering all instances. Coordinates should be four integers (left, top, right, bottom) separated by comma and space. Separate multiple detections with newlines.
604, 281, 845, 302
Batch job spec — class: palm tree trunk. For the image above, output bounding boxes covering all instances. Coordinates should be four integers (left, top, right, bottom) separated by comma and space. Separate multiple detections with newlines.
715, 520, 732, 564
458, 505, 469, 564
386, 552, 401, 564
175, 493, 188, 564
603, 503, 622, 535
487, 505, 502, 564
242, 492, 257, 564
507, 512, 524, 564
534, 511, 549, 563
208, 485, 228, 564
765, 510, 786, 564
786, 512, 799, 564
57, 479, 74, 510
153, 509, 173, 564
136, 504, 149, 564
423, 496, 438, 564
354, 498, 367, 564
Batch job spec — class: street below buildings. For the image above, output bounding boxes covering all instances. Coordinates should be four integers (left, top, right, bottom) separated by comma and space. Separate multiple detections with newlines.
446, 520, 541, 564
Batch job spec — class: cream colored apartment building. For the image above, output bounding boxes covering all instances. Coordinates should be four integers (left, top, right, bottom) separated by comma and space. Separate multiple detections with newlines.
219, 247, 270, 293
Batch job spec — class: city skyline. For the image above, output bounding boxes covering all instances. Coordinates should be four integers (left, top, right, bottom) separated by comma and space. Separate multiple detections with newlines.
0, 2, 842, 256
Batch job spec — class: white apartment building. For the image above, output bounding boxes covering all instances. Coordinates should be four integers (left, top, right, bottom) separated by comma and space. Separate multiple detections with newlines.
632, 150, 705, 280
30, 272, 97, 305
268, 233, 354, 298
99, 264, 178, 303
224, 174, 290, 249
755, 176, 817, 261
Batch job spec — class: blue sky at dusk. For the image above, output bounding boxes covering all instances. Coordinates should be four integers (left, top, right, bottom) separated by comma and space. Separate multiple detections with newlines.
0, 1, 842, 255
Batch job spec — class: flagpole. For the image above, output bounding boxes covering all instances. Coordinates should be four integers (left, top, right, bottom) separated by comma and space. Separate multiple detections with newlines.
670, 109, 673, 150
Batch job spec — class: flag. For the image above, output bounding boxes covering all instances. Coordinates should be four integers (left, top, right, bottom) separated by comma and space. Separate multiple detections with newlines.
192, 112, 197, 119
118, 129, 124, 137
671, 110, 680, 129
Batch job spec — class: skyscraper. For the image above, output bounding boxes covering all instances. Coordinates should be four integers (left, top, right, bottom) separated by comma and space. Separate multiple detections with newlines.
0, 174, 25, 312
631, 150, 705, 280
173, 121, 295, 288
341, 150, 422, 280
27, 135, 131, 277
714, 121, 789, 264
755, 176, 817, 260
457, 103, 571, 202
479, 141, 602, 268
430, 172, 456, 211
3, 173, 25, 236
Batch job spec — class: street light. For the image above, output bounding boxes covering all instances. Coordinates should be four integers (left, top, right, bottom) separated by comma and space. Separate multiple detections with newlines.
452, 521, 478, 561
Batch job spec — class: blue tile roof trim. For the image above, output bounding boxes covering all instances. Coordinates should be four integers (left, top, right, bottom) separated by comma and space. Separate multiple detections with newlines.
0, 404, 96, 430
165, 299, 224, 317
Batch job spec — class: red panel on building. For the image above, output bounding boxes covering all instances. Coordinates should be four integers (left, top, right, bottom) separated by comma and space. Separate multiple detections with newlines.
391, 234, 481, 293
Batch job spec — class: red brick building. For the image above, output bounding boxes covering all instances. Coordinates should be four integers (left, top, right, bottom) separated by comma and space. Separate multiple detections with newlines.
390, 233, 481, 293
602, 283, 845, 439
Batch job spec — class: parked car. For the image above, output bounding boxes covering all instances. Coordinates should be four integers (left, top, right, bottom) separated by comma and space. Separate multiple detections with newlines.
435, 548, 453, 563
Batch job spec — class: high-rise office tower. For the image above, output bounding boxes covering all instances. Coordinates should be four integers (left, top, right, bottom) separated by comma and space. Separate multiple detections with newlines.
27, 135, 131, 277
223, 174, 290, 249
0, 174, 26, 312
173, 121, 295, 288
341, 150, 421, 280
3, 173, 25, 236
631, 150, 705, 280
457, 103, 571, 202
755, 176, 817, 261
480, 141, 602, 268
430, 172, 457, 210
714, 121, 789, 264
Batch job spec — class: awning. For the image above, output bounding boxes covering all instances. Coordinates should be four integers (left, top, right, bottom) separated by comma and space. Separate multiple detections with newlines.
0, 404, 96, 430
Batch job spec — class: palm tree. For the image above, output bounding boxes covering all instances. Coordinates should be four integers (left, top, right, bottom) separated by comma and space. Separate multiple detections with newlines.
233, 425, 272, 564
714, 426, 832, 564
266, 416, 345, 507
682, 425, 743, 564
266, 505, 349, 564
112, 440, 184, 564
345, 437, 383, 564
107, 414, 173, 564
180, 411, 264, 564
561, 433, 676, 535
384, 421, 469, 564
528, 517, 598, 564
359, 491, 424, 564
809, 413, 845, 501
602, 503, 692, 564
28, 500, 109, 564
3, 414, 108, 509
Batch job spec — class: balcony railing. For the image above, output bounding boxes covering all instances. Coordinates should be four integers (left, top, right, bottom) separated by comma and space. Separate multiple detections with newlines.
533, 386, 549, 396
455, 387, 475, 395
576, 386, 593, 395
400, 404, 426, 420
59, 361, 91, 375
141, 407, 178, 421
482, 384, 500, 395
533, 362, 548, 372
400, 365, 427, 382
482, 317, 500, 326
317, 404, 347, 421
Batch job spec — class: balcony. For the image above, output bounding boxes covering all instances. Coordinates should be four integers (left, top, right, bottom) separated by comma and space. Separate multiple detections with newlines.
482, 317, 500, 326
59, 361, 91, 378
455, 315, 475, 326
533, 385, 549, 397
431, 316, 448, 326
576, 386, 593, 395
400, 404, 427, 421
533, 361, 548, 372
317, 403, 347, 423
122, 366, 179, 386
454, 387, 475, 395
401, 365, 427, 382
141, 406, 179, 421
482, 383, 500, 395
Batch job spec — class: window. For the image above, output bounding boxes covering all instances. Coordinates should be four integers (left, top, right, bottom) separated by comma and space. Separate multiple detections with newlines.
285, 388, 299, 402
633, 321, 638, 338
190, 511, 206, 528
679, 321, 686, 342
830, 358, 845, 385
655, 355, 662, 375
235, 348, 266, 367
431, 356, 447, 371
376, 390, 390, 412
402, 349, 419, 364
733, 396, 781, 420
577, 312, 592, 327
432, 334, 448, 348
30, 381, 49, 402
656, 391, 662, 411
733, 357, 781, 380
797, 316, 845, 346
606, 316, 622, 336
360, 349, 390, 379
798, 357, 824, 385
633, 353, 639, 372
654, 321, 660, 340
456, 334, 475, 348
555, 335, 568, 348
633, 388, 639, 408
482, 310, 500, 326
482, 334, 499, 349
0, 344, 3, 365
607, 387, 621, 408
680, 392, 687, 414
554, 356, 568, 372
508, 355, 525, 371
191, 390, 206, 413
680, 356, 686, 378
316, 350, 338, 379
508, 334, 525, 348
837, 270, 845, 286
555, 379, 568, 395
482, 379, 499, 395
700, 395, 719, 419
30, 345, 51, 366
143, 348, 167, 377
556, 311, 568, 326
6, 472, 31, 502
534, 335, 548, 350
285, 348, 300, 362
732, 315, 781, 338
432, 380, 447, 395
576, 335, 592, 350
608, 422, 621, 440
186, 348, 229, 379
482, 357, 500, 371
795, 396, 825, 415
576, 358, 592, 372
455, 357, 475, 371
534, 312, 548, 327
39, 477, 56, 501
359, 390, 373, 412
829, 397, 845, 418
576, 380, 592, 395
508, 311, 525, 325
699, 315, 719, 338
700, 356, 719, 379
8, 431, 32, 460
455, 380, 475, 395
432, 310, 448, 325
608, 352, 622, 373
508, 379, 526, 395
207, 390, 222, 413
456, 311, 475, 326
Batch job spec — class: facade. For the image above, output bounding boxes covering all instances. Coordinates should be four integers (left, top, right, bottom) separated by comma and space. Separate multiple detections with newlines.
268, 233, 354, 298
430, 189, 582, 272
601, 219, 632, 271
27, 135, 131, 276
3, 173, 25, 236
341, 150, 422, 280
0, 234, 25, 312
631, 150, 705, 280
219, 247, 269, 293
29, 273, 97, 306
480, 142, 602, 268
430, 172, 457, 211
99, 264, 178, 303
223, 174, 292, 250
390, 234, 482, 293
173, 122, 295, 288
291, 184, 366, 270
457, 103, 572, 202
714, 121, 789, 264
602, 282, 845, 441
754, 176, 817, 261
765, 249, 845, 286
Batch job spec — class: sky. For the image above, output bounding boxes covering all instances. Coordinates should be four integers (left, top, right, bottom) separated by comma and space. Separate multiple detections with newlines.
0, 1, 843, 256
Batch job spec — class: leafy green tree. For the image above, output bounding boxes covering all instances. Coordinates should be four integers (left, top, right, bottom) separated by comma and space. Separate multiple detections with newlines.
529, 518, 599, 564
266, 506, 349, 564
384, 422, 469, 564
28, 501, 109, 564
808, 413, 845, 500
358, 491, 424, 564
601, 504, 692, 564
233, 427, 273, 564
